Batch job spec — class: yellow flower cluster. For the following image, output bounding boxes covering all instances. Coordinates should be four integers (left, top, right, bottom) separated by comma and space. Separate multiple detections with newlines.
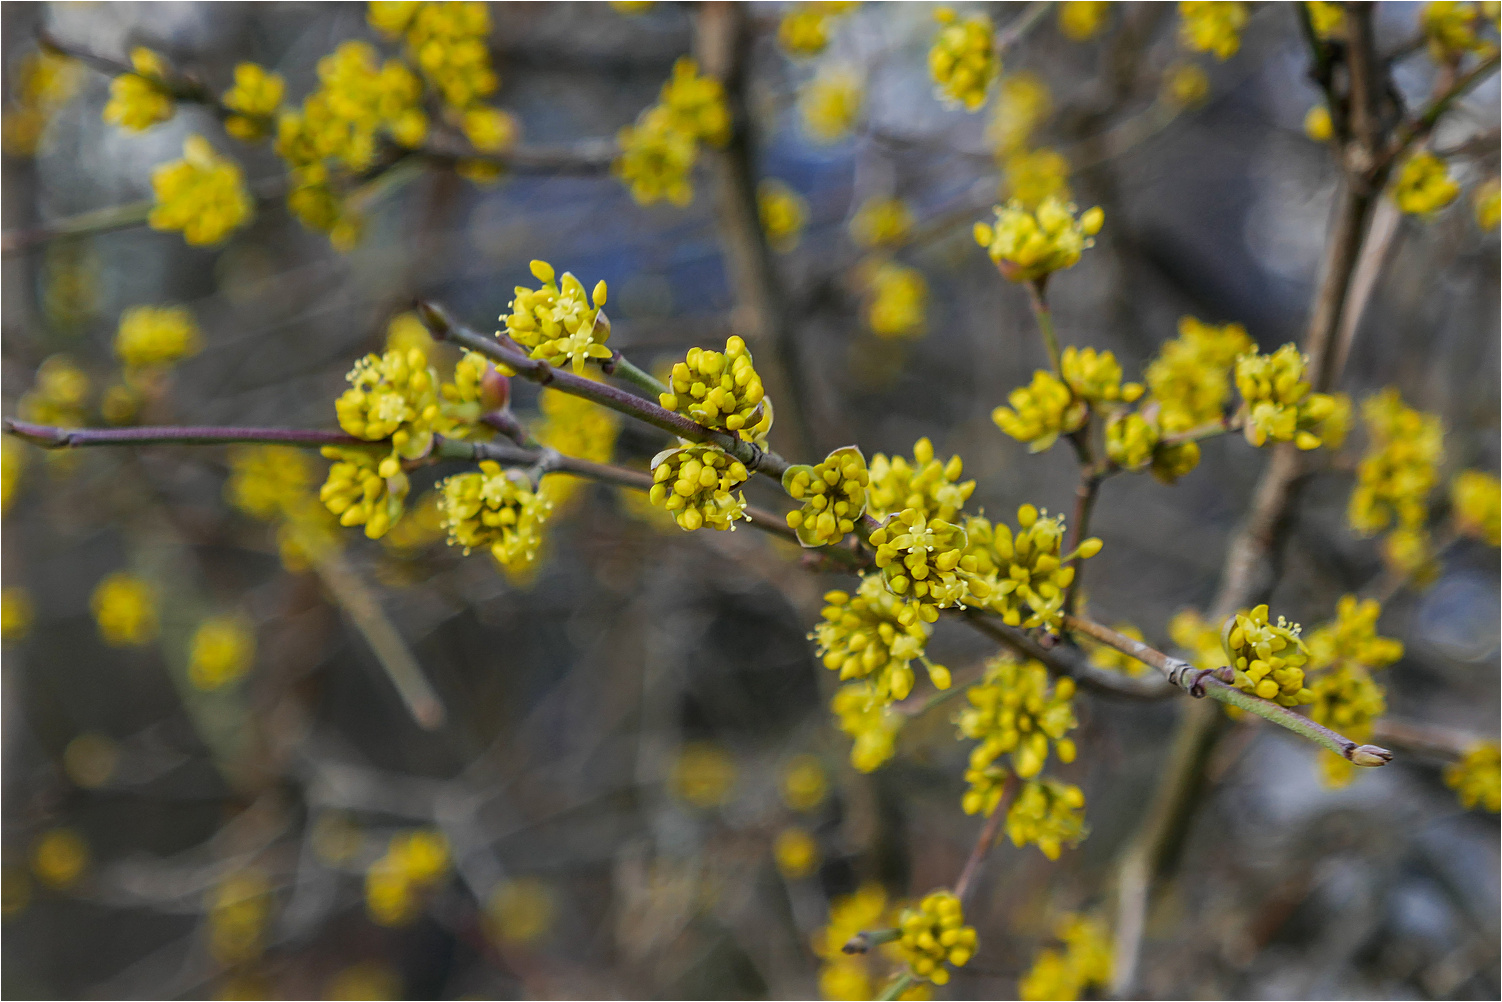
1423, 1, 1498, 61
958, 657, 1077, 795
227, 446, 344, 570
812, 883, 905, 1000
1476, 177, 1502, 230
990, 72, 1052, 156
974, 196, 1104, 283
864, 261, 928, 339
670, 742, 737, 807
1306, 594, 1404, 672
1234, 344, 1347, 450
114, 305, 201, 373
1304, 104, 1334, 142
365, 829, 450, 926
535, 384, 621, 511
1178, 1, 1248, 60
781, 754, 828, 812
778, 2, 859, 57
336, 347, 444, 469
895, 890, 977, 986
320, 445, 410, 539
813, 576, 942, 702
1104, 412, 1158, 472
929, 8, 999, 111
1393, 152, 1461, 215
1007, 778, 1087, 859
1162, 62, 1211, 107
1058, 1, 1112, 41
1003, 147, 1072, 209
1348, 388, 1443, 536
1445, 742, 1500, 812
222, 62, 285, 142
487, 877, 557, 945
785, 446, 870, 547
149, 136, 254, 246
91, 573, 158, 647
437, 460, 552, 570
799, 64, 864, 143
501, 260, 612, 374
869, 508, 990, 620
1223, 604, 1314, 706
3, 587, 34, 641
1147, 316, 1252, 432
774, 826, 820, 879
965, 505, 1101, 630
759, 179, 808, 253
831, 683, 904, 772
188, 615, 256, 691
614, 57, 728, 205
1306, 1, 1347, 39
1452, 469, 1501, 546
371, 2, 498, 109
850, 197, 914, 249
1, 49, 82, 157
19, 354, 90, 429
102, 48, 174, 131
31, 829, 89, 889
208, 871, 272, 964
649, 444, 750, 531
993, 370, 1085, 453
1018, 914, 1113, 1002
866, 438, 975, 522
658, 336, 771, 441
1307, 664, 1386, 787
1061, 346, 1142, 404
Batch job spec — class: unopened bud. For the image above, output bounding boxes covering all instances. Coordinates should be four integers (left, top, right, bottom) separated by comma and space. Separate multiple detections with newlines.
479, 367, 510, 412
1349, 744, 1392, 767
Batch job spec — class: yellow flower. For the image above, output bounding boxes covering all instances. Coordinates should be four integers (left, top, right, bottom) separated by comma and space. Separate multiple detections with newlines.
781, 754, 828, 812
222, 62, 285, 142
91, 572, 158, 647
1392, 152, 1461, 215
461, 104, 518, 153
1105, 412, 1159, 472
227, 445, 317, 523
437, 460, 552, 570
1304, 104, 1334, 142
1305, 595, 1404, 672
336, 346, 444, 476
799, 64, 864, 143
614, 107, 699, 206
1058, 2, 1111, 41
869, 507, 991, 621
1348, 388, 1444, 536
1019, 914, 1113, 1001
1003, 147, 1072, 209
1006, 778, 1087, 859
1162, 61, 1210, 107
1178, 1, 1248, 60
974, 196, 1104, 282
208, 871, 272, 964
102, 47, 174, 131
759, 179, 808, 253
929, 8, 999, 111
1451, 469, 1501, 545
275, 40, 426, 176
1146, 315, 1251, 434
671, 742, 737, 807
784, 446, 870, 547
814, 575, 942, 701
2, 49, 83, 156
2, 587, 34, 642
320, 445, 410, 539
774, 827, 820, 879
850, 197, 913, 249
831, 682, 903, 771
1470, 176, 1502, 234
659, 57, 730, 146
1234, 343, 1343, 449
863, 260, 928, 339
992, 369, 1087, 453
658, 335, 771, 441
365, 829, 450, 926
1445, 742, 1500, 812
1061, 346, 1143, 404
31, 828, 88, 889
866, 437, 974, 522
502, 259, 612, 375
963, 505, 1100, 631
402, 1, 500, 110
778, 2, 859, 57
114, 304, 201, 372
989, 72, 1051, 156
19, 354, 91, 428
648, 444, 750, 531
188, 615, 256, 691
2, 436, 28, 513
895, 889, 976, 985
487, 878, 556, 944
1305, 1, 1346, 39
1223, 603, 1314, 706
1423, 1, 1493, 61
149, 135, 253, 246
959, 656, 1078, 791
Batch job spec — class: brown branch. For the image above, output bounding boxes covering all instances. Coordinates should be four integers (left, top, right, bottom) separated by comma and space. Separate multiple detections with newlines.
4, 419, 361, 449
1372, 718, 1489, 760
961, 610, 1173, 700
953, 774, 1019, 904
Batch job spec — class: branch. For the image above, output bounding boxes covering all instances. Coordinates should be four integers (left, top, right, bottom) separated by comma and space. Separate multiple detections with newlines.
1372, 717, 1487, 760
961, 610, 1174, 700
953, 774, 1018, 903
1386, 53, 1501, 166
4, 419, 361, 449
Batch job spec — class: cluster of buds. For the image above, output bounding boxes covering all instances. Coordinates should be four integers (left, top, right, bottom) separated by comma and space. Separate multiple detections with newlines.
1445, 742, 1501, 813
957, 657, 1078, 787
1235, 344, 1349, 450
648, 444, 750, 531
929, 8, 999, 111
1451, 469, 1501, 546
501, 260, 612, 374
831, 683, 903, 772
1223, 604, 1314, 707
784, 446, 869, 547
659, 336, 771, 442
975, 196, 1103, 282
335, 347, 442, 465
777, 1, 859, 57
866, 438, 974, 522
964, 505, 1101, 631
1060, 346, 1142, 404
1178, 0, 1248, 60
895, 890, 977, 985
1348, 388, 1444, 536
812, 576, 944, 703
1393, 152, 1461, 216
437, 461, 553, 570
320, 445, 408, 539
1018, 913, 1114, 1002
1006, 778, 1087, 859
868, 508, 989, 621
992, 369, 1086, 453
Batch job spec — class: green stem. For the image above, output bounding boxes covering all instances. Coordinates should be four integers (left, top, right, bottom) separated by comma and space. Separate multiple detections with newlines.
603, 349, 669, 396
842, 927, 900, 954
1025, 279, 1062, 376
1, 200, 153, 255
877, 974, 918, 1002
996, 1, 1056, 51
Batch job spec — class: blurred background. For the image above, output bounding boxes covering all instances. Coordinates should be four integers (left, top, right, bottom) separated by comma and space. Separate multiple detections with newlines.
1, 2, 1498, 999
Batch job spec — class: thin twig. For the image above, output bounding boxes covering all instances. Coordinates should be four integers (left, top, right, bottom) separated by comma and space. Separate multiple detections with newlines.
953, 774, 1018, 903
4, 419, 361, 449
961, 610, 1174, 700
1372, 717, 1488, 760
